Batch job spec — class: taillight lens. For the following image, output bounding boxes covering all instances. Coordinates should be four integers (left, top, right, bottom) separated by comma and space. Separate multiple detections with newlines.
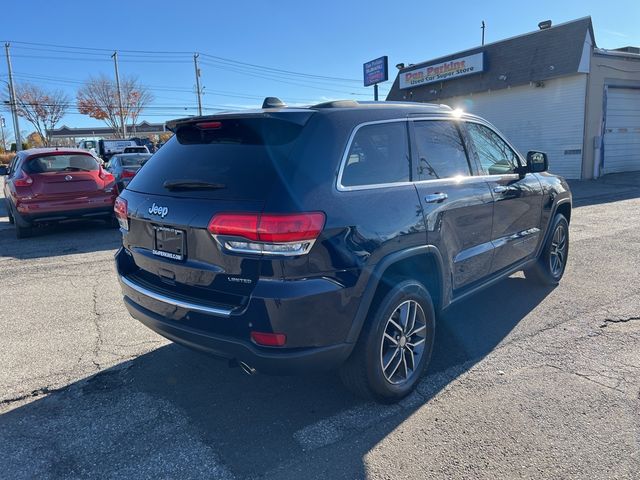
208, 213, 260, 240
258, 213, 325, 242
251, 331, 286, 347
14, 170, 33, 187
121, 170, 136, 179
114, 197, 128, 231
207, 212, 325, 256
99, 167, 115, 182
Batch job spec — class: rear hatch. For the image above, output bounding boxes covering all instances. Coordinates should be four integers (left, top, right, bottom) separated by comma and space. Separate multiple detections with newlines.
120, 111, 314, 308
24, 153, 104, 198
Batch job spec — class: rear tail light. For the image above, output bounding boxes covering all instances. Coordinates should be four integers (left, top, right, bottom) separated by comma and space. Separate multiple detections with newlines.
207, 212, 325, 256
121, 170, 136, 179
13, 170, 33, 187
114, 197, 128, 231
99, 167, 115, 192
250, 331, 286, 347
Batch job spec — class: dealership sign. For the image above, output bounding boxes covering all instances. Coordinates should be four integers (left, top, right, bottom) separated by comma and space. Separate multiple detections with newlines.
363, 56, 389, 87
399, 52, 484, 89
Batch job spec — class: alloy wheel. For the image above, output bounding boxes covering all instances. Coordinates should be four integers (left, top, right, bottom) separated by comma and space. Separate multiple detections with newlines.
549, 224, 567, 277
380, 300, 427, 385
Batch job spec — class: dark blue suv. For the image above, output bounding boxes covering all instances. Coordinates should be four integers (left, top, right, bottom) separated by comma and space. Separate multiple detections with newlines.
115, 100, 571, 402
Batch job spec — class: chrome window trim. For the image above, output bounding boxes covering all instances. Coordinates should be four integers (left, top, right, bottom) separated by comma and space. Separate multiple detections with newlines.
119, 274, 233, 317
461, 118, 526, 171
335, 114, 528, 192
336, 118, 411, 192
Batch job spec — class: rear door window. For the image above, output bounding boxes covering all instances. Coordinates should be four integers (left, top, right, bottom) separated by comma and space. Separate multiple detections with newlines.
340, 121, 410, 187
412, 121, 471, 180
126, 116, 309, 200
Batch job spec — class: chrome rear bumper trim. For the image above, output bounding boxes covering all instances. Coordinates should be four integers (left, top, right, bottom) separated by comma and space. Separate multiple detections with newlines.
119, 274, 233, 317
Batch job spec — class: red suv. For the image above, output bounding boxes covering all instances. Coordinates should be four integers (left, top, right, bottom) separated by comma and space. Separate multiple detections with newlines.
1, 148, 118, 238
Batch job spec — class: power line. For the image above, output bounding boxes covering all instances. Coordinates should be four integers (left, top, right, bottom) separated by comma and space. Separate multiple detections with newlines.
5, 72, 375, 103
10, 54, 192, 64
2, 40, 192, 55
199, 53, 361, 83
199, 59, 385, 96
3, 39, 364, 84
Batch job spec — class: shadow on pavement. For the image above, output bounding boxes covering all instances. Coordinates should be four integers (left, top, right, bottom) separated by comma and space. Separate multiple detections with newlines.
569, 172, 640, 208
0, 276, 553, 479
0, 219, 121, 260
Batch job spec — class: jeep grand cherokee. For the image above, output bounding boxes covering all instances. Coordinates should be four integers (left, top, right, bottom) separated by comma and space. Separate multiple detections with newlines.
114, 99, 571, 402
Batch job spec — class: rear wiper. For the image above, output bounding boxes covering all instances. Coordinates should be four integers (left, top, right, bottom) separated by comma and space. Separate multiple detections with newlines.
63, 166, 92, 172
163, 180, 226, 191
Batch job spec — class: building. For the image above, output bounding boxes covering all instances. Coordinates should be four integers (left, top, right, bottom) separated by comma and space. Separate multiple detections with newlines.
47, 121, 167, 144
386, 17, 640, 179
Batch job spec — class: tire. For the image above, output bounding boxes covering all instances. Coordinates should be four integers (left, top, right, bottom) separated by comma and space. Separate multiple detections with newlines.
5, 199, 15, 224
106, 214, 120, 229
525, 213, 569, 286
339, 280, 436, 403
15, 223, 33, 239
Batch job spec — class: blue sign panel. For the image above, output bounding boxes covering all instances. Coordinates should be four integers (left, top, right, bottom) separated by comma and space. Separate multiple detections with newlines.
363, 56, 388, 87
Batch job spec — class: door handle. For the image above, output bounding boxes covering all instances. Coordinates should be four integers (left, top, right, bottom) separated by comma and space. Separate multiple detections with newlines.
424, 192, 448, 203
493, 186, 509, 193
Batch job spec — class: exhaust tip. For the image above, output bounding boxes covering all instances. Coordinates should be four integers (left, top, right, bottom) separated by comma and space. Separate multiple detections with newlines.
239, 361, 257, 376
228, 359, 257, 375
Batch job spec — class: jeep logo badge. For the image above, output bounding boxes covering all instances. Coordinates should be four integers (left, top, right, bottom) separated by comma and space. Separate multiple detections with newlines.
148, 203, 169, 218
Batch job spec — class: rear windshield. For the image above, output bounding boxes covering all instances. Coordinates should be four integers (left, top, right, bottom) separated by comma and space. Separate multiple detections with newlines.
121, 155, 150, 167
23, 154, 98, 174
126, 116, 309, 199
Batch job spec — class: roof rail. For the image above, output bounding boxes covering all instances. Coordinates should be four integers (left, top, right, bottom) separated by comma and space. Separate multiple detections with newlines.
312, 100, 359, 108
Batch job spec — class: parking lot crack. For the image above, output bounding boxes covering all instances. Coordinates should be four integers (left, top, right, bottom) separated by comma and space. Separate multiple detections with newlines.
90, 280, 105, 371
545, 364, 626, 394
600, 315, 640, 328
0, 385, 69, 407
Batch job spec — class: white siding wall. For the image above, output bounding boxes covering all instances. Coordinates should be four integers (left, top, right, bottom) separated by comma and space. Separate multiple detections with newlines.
441, 75, 587, 179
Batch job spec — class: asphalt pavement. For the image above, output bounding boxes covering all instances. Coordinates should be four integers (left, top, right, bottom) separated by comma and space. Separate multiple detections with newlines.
0, 173, 639, 479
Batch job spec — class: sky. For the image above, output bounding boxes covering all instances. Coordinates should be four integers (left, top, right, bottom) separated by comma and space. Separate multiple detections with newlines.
1, 0, 639, 140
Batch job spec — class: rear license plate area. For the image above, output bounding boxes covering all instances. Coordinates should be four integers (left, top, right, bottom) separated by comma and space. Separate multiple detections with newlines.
153, 226, 186, 261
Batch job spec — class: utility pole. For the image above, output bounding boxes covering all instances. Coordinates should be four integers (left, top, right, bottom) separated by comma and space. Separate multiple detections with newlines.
194, 53, 203, 116
481, 21, 486, 46
111, 51, 127, 138
4, 43, 22, 151
0, 116, 6, 153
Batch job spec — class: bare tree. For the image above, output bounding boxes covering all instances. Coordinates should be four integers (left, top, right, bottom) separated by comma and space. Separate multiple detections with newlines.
77, 74, 154, 138
5, 83, 69, 146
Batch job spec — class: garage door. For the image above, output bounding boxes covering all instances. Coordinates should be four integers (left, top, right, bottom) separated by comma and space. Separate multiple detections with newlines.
603, 87, 640, 174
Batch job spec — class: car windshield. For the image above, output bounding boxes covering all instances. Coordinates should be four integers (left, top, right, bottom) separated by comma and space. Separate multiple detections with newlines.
23, 154, 98, 173
120, 155, 151, 167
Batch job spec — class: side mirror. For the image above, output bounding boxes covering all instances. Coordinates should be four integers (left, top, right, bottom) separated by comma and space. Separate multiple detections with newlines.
0, 165, 7, 176
527, 151, 548, 173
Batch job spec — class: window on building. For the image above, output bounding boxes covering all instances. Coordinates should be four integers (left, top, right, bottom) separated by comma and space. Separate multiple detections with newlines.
341, 122, 411, 187
413, 120, 471, 180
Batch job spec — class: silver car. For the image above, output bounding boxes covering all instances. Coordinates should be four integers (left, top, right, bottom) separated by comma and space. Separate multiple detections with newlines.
106, 153, 152, 191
